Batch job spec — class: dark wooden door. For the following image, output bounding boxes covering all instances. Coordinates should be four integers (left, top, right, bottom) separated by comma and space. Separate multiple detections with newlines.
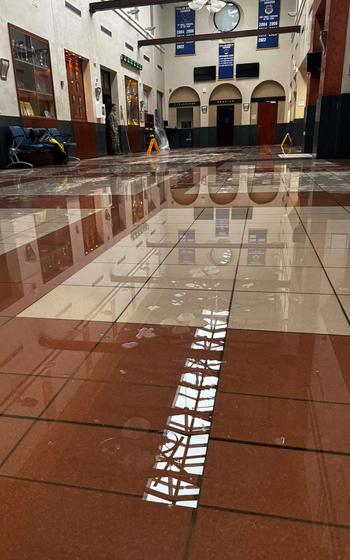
257, 101, 278, 145
65, 52, 87, 121
217, 106, 234, 146
101, 69, 112, 154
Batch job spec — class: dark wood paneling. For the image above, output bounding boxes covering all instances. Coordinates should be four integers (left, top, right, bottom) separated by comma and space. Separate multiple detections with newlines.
127, 125, 143, 152
90, 0, 180, 12
22, 117, 57, 129
72, 121, 97, 158
138, 26, 301, 48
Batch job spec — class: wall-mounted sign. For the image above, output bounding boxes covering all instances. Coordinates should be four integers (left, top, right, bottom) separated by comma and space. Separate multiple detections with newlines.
176, 6, 195, 56
169, 101, 200, 107
209, 98, 242, 105
243, 102, 250, 111
218, 43, 234, 79
201, 105, 208, 114
121, 54, 142, 71
257, 0, 280, 49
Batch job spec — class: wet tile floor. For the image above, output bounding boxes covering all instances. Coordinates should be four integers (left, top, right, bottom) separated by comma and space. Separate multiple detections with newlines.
0, 146, 349, 558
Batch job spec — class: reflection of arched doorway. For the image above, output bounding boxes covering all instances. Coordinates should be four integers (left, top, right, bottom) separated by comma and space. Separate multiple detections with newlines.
209, 191, 237, 204
171, 188, 199, 205
248, 191, 278, 204
251, 81, 285, 145
169, 87, 200, 148
209, 84, 242, 147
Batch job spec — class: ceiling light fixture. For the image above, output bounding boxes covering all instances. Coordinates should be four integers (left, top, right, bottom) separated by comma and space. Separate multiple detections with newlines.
188, 0, 226, 14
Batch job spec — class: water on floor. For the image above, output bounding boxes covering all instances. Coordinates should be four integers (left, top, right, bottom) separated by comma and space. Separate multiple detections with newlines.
0, 146, 349, 559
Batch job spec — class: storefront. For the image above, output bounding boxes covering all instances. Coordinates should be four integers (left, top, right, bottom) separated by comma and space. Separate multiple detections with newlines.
9, 24, 56, 121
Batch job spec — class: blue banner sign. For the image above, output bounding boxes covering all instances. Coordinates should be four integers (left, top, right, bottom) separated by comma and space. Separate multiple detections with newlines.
176, 6, 195, 56
219, 43, 234, 79
257, 0, 280, 49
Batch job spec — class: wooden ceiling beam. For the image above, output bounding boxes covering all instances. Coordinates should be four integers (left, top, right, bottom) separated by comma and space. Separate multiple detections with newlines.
90, 0, 180, 13
138, 25, 301, 47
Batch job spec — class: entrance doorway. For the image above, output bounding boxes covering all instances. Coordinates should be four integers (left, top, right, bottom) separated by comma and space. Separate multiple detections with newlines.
217, 106, 234, 146
176, 108, 193, 148
257, 101, 278, 145
101, 68, 113, 154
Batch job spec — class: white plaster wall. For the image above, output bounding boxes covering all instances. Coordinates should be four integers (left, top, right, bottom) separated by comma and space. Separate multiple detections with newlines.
162, 0, 296, 126
0, 0, 165, 122
288, 0, 312, 120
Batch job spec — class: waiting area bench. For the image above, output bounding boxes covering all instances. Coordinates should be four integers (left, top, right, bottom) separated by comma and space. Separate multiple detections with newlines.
7, 126, 79, 169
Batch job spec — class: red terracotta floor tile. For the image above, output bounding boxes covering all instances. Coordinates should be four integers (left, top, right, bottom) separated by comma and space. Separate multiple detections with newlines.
211, 393, 350, 453
219, 329, 350, 403
1, 421, 164, 495
0, 374, 64, 417
0, 478, 192, 560
200, 441, 350, 525
189, 508, 350, 560
295, 193, 338, 206
42, 378, 176, 430
332, 194, 350, 206
0, 316, 11, 327
0, 318, 111, 377
74, 322, 214, 385
0, 417, 32, 463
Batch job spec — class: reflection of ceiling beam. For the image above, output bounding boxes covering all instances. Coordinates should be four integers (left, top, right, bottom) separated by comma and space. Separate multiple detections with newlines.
139, 26, 300, 47
90, 0, 180, 13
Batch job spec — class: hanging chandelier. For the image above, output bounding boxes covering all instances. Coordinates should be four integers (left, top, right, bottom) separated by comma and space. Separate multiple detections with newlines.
188, 0, 226, 13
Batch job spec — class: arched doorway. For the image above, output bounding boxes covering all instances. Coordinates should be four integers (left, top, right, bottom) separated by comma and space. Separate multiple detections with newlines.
168, 87, 200, 148
209, 83, 242, 146
251, 81, 285, 145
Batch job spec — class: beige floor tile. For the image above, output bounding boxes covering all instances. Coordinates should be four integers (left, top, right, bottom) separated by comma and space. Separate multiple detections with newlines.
247, 214, 301, 224
339, 295, 350, 321
0, 243, 20, 256
300, 213, 349, 222
244, 222, 298, 235
326, 268, 350, 294
147, 264, 237, 290
239, 247, 320, 267
95, 245, 171, 264
229, 292, 350, 335
63, 262, 159, 287
162, 247, 240, 266
249, 208, 299, 217
297, 207, 348, 216
309, 233, 350, 248
117, 287, 231, 327
19, 285, 139, 322
242, 232, 312, 248
303, 221, 350, 234
187, 221, 246, 235
235, 265, 333, 294
176, 233, 243, 246
146, 209, 197, 223
2, 231, 39, 245
316, 247, 350, 267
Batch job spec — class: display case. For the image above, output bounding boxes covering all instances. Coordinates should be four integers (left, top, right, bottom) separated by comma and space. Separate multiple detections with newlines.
125, 76, 140, 126
9, 25, 56, 119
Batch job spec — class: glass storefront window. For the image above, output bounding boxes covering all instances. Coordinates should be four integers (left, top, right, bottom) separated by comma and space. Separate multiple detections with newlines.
125, 76, 140, 126
9, 25, 56, 119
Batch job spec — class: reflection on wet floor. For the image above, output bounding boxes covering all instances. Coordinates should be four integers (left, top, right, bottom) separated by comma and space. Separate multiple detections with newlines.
0, 146, 350, 558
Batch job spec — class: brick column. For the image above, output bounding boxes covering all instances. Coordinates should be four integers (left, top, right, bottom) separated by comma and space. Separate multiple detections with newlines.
313, 0, 350, 157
